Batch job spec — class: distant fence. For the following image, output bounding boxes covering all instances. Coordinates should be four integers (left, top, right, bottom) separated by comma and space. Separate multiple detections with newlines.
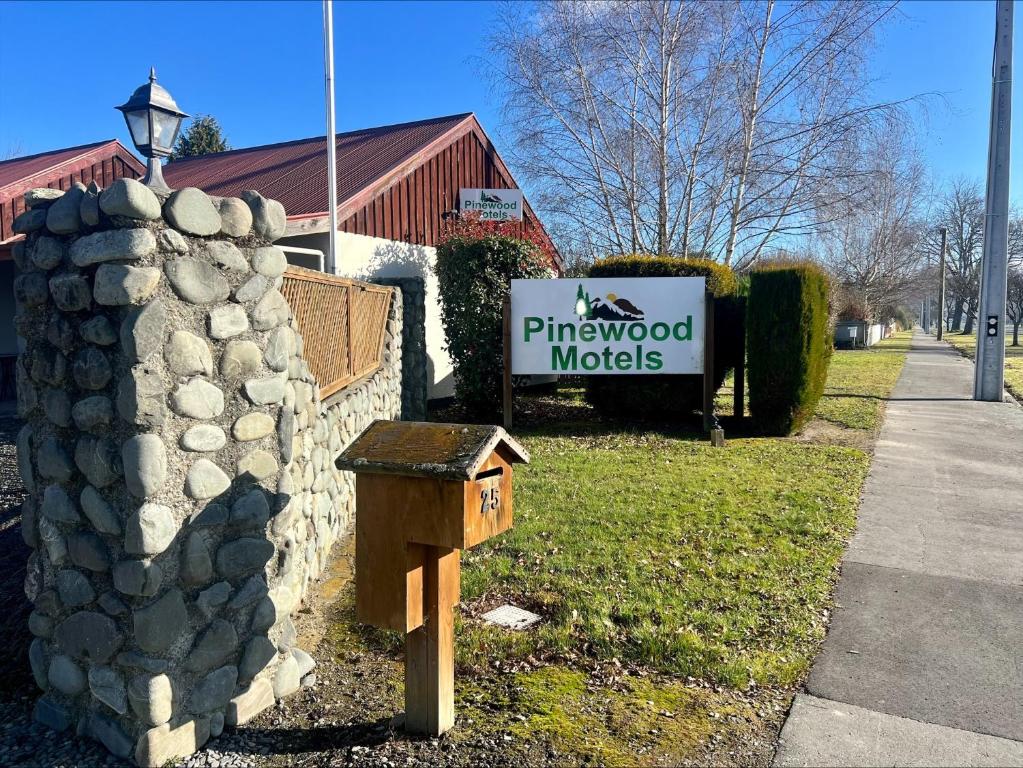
281, 265, 393, 399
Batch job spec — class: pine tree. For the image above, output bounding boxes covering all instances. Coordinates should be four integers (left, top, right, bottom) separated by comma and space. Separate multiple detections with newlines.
171, 115, 230, 160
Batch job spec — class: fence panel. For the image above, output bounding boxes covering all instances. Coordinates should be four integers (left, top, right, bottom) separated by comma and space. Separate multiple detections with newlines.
280, 266, 393, 398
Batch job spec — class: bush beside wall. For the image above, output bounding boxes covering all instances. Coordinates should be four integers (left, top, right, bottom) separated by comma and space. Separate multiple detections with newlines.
435, 234, 550, 417
747, 263, 832, 435
585, 256, 743, 419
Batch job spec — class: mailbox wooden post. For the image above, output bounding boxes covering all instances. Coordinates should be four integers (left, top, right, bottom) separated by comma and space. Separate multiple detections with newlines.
336, 420, 529, 736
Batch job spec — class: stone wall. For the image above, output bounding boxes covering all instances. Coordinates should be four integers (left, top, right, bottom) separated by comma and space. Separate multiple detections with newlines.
374, 276, 427, 420
11, 178, 402, 766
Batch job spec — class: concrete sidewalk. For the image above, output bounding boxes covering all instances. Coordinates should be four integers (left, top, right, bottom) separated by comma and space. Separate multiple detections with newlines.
774, 332, 1023, 767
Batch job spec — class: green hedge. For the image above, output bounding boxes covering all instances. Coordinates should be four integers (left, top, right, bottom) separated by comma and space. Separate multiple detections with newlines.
747, 263, 832, 435
585, 255, 743, 419
435, 234, 551, 417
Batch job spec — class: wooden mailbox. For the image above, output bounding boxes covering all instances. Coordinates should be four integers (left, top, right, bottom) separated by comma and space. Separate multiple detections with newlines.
336, 420, 529, 736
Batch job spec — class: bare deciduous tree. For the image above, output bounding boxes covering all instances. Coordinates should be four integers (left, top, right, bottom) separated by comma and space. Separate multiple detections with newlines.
1007, 268, 1023, 346
493, 0, 903, 266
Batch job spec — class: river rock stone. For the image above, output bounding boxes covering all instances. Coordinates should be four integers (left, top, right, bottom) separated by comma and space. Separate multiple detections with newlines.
17, 425, 35, 493
181, 531, 213, 586
28, 610, 53, 638
98, 592, 128, 617
40, 480, 76, 523
250, 246, 287, 278
180, 424, 227, 453
135, 718, 210, 768
89, 666, 127, 715
244, 374, 287, 405
184, 619, 237, 673
238, 636, 276, 682
33, 697, 72, 732
49, 274, 90, 312
13, 207, 47, 234
54, 611, 122, 663
158, 228, 189, 253
124, 503, 176, 556
80, 486, 121, 535
67, 531, 109, 572
233, 274, 271, 303
165, 330, 213, 377
242, 190, 286, 241
75, 436, 121, 488
34, 344, 69, 383
70, 228, 156, 266
206, 241, 248, 271
29, 638, 48, 690
220, 340, 262, 378
31, 237, 65, 270
165, 257, 230, 305
128, 673, 173, 727
184, 458, 231, 500
56, 569, 95, 607
208, 304, 249, 339
98, 178, 161, 220
237, 449, 278, 481
117, 366, 166, 427
21, 498, 38, 549
190, 502, 229, 528
79, 184, 100, 227
72, 347, 112, 390
196, 581, 231, 619
84, 713, 133, 759
122, 434, 167, 498
133, 589, 187, 654
121, 300, 167, 363
171, 378, 225, 419
15, 273, 49, 307
189, 665, 238, 714
72, 395, 114, 432
25, 187, 65, 207
80, 316, 117, 346
230, 488, 270, 529
226, 678, 274, 726
45, 183, 85, 234
40, 388, 71, 428
264, 327, 292, 372
48, 654, 87, 695
37, 438, 74, 482
164, 187, 222, 236
232, 412, 275, 442
216, 197, 253, 237
250, 289, 290, 330
228, 574, 268, 610
94, 264, 161, 305
114, 558, 162, 597
216, 537, 274, 580
273, 653, 301, 698
38, 517, 67, 564
117, 652, 167, 674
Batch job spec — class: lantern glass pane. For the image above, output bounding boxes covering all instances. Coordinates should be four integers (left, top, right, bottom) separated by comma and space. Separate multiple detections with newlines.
151, 110, 182, 153
124, 110, 150, 148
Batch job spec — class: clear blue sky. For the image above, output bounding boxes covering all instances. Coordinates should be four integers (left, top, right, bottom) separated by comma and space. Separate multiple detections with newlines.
0, 0, 1018, 201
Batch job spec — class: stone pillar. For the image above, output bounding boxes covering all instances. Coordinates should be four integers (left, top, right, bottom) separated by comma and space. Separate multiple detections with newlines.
374, 276, 427, 420
12, 179, 323, 766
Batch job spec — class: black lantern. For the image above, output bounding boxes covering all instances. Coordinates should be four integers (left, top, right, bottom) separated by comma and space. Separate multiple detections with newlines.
116, 68, 188, 192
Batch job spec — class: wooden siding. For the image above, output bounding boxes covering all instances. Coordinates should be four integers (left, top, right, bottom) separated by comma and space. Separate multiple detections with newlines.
336, 129, 554, 260
0, 153, 142, 243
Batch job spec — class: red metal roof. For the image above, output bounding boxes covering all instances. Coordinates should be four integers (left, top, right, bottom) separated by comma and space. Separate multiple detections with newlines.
163, 113, 473, 218
0, 140, 141, 197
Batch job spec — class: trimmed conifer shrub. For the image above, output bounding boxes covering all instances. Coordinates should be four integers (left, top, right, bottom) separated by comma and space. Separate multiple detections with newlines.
747, 262, 832, 435
585, 255, 743, 419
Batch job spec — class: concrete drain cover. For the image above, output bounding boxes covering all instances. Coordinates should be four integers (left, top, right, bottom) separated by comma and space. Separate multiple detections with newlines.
481, 604, 541, 630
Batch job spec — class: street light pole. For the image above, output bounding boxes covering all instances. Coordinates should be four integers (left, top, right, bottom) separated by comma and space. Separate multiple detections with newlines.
937, 227, 947, 341
975, 0, 1013, 401
323, 0, 339, 275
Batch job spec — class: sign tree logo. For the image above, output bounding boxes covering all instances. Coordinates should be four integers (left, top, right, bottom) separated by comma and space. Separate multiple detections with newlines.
575, 283, 644, 321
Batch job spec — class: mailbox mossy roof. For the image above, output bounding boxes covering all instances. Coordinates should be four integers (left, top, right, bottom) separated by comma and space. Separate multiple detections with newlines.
336, 420, 529, 480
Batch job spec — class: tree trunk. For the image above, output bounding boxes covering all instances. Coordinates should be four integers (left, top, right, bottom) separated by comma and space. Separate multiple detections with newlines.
1013, 321, 1019, 346
963, 298, 976, 335
951, 297, 964, 331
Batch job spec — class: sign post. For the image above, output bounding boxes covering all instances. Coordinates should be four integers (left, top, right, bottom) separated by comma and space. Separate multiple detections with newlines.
502, 295, 513, 430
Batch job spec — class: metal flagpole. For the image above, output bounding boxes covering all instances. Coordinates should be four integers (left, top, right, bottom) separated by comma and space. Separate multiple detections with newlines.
323, 0, 339, 275
975, 0, 1013, 401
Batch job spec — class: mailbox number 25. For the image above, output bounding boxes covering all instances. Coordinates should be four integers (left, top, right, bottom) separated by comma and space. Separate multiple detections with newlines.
480, 485, 500, 514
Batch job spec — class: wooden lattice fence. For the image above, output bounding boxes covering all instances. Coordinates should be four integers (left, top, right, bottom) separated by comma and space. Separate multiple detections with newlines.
281, 266, 393, 399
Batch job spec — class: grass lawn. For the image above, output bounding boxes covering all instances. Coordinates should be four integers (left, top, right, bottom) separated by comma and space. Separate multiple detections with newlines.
326, 332, 912, 765
940, 330, 1023, 399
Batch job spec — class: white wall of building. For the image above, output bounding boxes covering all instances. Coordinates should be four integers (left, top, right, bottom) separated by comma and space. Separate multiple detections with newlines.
280, 231, 455, 400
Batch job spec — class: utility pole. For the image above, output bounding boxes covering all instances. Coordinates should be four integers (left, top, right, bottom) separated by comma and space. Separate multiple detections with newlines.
937, 227, 947, 341
323, 0, 339, 275
975, 0, 1013, 401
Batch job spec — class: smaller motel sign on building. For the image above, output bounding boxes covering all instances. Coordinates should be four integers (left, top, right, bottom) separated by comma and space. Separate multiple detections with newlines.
510, 278, 706, 375
459, 188, 524, 221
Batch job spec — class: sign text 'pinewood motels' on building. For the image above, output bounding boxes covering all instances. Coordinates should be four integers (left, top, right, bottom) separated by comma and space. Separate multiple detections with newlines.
459, 188, 524, 221
510, 278, 706, 375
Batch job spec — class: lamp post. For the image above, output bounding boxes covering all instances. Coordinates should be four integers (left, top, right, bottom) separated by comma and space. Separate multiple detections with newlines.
116, 68, 188, 194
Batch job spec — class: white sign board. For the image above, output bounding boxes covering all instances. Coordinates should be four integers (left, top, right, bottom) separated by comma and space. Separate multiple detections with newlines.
459, 188, 523, 221
510, 277, 706, 375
